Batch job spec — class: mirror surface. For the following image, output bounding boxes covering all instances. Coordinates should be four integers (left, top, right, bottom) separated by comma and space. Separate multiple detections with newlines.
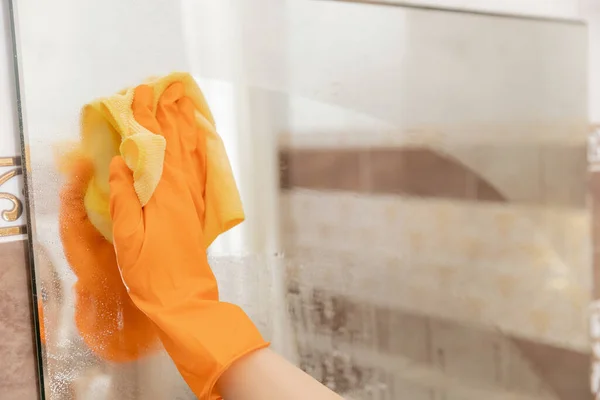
12, 1, 589, 398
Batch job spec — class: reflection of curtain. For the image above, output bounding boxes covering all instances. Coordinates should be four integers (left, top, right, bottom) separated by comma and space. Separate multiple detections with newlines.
182, 0, 271, 255
180, 0, 298, 366
193, 79, 299, 364
195, 78, 244, 255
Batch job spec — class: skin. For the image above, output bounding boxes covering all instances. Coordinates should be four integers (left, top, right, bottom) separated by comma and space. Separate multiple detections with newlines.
217, 348, 344, 400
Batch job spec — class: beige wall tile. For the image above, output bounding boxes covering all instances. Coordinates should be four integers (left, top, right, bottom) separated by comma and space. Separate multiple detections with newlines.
513, 338, 590, 399
541, 144, 587, 208
282, 190, 590, 350
429, 320, 503, 388
0, 240, 39, 399
393, 379, 434, 400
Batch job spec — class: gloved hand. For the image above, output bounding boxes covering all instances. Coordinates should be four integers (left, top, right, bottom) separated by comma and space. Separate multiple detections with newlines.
108, 82, 268, 400
59, 156, 159, 361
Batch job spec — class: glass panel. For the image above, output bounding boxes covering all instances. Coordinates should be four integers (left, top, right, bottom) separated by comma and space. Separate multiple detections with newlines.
11, 0, 589, 399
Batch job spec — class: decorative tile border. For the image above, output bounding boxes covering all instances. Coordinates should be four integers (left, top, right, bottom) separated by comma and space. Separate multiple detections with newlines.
0, 0, 26, 243
0, 156, 26, 242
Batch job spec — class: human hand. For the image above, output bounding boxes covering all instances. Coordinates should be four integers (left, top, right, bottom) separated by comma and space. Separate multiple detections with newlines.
109, 82, 268, 400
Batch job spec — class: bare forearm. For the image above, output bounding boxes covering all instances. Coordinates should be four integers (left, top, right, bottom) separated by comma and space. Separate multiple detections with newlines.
217, 348, 344, 400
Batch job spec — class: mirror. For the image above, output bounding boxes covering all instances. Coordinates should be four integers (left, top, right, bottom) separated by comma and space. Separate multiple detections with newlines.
11, 0, 590, 398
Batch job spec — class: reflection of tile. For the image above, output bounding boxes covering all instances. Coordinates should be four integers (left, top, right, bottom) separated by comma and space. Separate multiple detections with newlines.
296, 346, 380, 396
0, 241, 39, 399
591, 172, 600, 252
443, 144, 506, 202
428, 320, 503, 388
285, 282, 590, 398
280, 149, 364, 191
541, 144, 586, 208
505, 343, 551, 396
374, 304, 433, 362
282, 189, 591, 351
563, 215, 591, 285
280, 147, 507, 202
388, 311, 431, 364
280, 142, 588, 207
475, 178, 506, 202
365, 148, 408, 194
393, 378, 435, 400
513, 337, 591, 400
367, 148, 471, 199
595, 250, 600, 299
470, 144, 541, 204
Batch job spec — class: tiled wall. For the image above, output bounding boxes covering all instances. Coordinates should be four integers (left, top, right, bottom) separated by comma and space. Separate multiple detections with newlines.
0, 0, 40, 398
268, 9, 590, 395
5, 1, 596, 400
196, 2, 592, 396
280, 145, 587, 207
588, 125, 600, 397
0, 240, 39, 399
278, 141, 591, 399
286, 284, 588, 399
10, 0, 190, 394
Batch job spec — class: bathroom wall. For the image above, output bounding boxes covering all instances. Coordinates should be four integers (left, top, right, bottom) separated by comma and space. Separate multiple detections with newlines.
270, 1, 589, 399
0, 1, 40, 399
279, 155, 589, 399
2, 1, 596, 400
12, 1, 191, 398
361, 0, 599, 122
586, 2, 600, 123
184, 1, 591, 398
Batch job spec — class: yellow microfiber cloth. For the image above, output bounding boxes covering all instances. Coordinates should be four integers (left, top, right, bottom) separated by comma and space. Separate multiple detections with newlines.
80, 72, 244, 246
58, 73, 245, 363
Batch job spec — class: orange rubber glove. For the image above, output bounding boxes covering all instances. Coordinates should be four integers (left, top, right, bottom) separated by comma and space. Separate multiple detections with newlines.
108, 82, 268, 399
59, 157, 159, 362
38, 300, 46, 346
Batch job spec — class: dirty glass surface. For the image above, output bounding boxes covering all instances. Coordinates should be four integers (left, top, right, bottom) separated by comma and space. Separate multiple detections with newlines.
11, 0, 590, 399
